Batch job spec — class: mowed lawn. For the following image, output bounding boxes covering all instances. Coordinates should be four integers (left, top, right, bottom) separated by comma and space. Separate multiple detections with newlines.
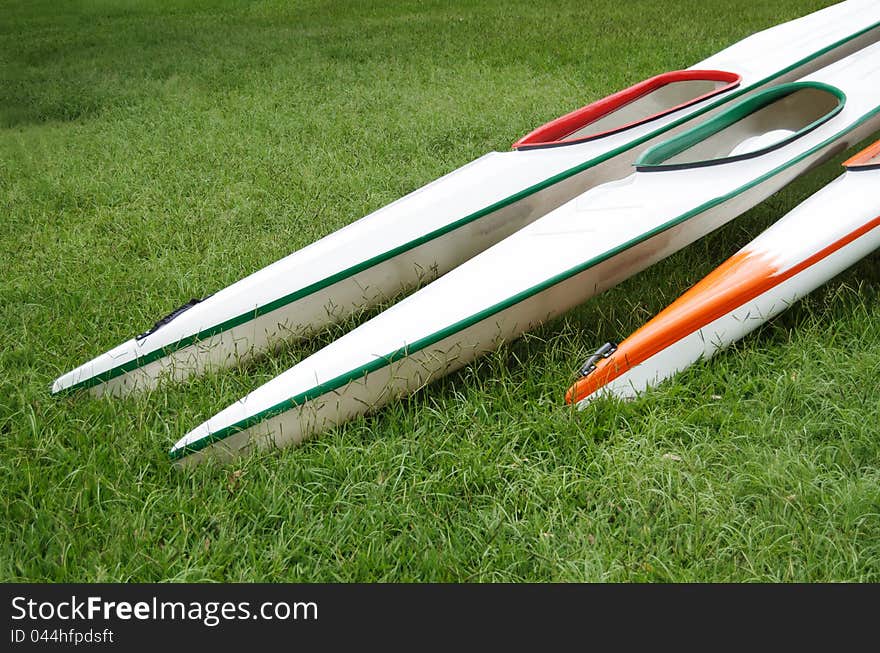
2, 0, 879, 582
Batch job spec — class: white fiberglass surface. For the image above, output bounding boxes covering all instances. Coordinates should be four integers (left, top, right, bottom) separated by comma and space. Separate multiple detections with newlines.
562, 79, 729, 141
661, 87, 842, 166
695, 0, 880, 82
745, 170, 880, 270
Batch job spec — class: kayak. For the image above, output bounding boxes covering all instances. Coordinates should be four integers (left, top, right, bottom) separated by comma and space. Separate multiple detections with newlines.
52, 0, 880, 397
565, 139, 880, 406
170, 41, 880, 465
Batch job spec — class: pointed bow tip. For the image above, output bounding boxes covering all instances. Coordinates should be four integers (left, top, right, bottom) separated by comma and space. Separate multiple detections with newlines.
169, 432, 202, 461
168, 441, 187, 459
168, 441, 199, 467
168, 420, 223, 465
566, 382, 599, 409
565, 374, 604, 407
51, 374, 73, 396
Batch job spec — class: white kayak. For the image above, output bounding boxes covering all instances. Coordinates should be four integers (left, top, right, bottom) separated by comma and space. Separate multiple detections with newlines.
566, 139, 880, 406
52, 0, 880, 397
171, 41, 880, 465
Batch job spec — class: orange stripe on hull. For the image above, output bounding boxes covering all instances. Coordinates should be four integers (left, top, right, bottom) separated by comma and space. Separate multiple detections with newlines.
566, 213, 880, 405
844, 139, 880, 168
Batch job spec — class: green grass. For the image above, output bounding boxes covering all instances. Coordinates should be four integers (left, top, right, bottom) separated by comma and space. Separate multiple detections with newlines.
2, 0, 879, 582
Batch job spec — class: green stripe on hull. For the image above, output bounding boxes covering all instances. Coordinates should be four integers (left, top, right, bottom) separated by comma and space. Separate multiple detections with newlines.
63, 20, 880, 395
171, 101, 880, 460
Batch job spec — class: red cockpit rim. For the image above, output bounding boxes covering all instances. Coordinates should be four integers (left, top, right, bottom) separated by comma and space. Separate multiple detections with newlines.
512, 70, 741, 150
843, 139, 880, 170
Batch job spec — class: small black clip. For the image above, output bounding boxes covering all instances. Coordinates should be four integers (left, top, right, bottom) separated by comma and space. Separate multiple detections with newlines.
578, 341, 617, 377
136, 298, 205, 340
